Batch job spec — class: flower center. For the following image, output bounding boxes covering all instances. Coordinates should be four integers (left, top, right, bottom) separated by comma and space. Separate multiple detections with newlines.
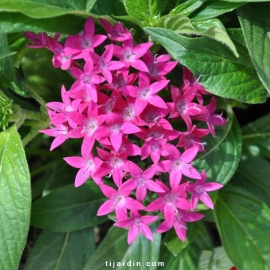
123, 49, 135, 62
172, 159, 183, 171
109, 157, 123, 168
195, 185, 204, 194
99, 57, 107, 70
65, 105, 74, 112
84, 159, 94, 171
163, 193, 177, 205
151, 141, 160, 152
110, 123, 121, 133
113, 194, 126, 209
82, 75, 92, 84
83, 119, 98, 135
80, 35, 92, 49
148, 130, 162, 139
134, 218, 142, 227
139, 88, 150, 100
123, 105, 135, 121
176, 99, 188, 114
137, 176, 146, 186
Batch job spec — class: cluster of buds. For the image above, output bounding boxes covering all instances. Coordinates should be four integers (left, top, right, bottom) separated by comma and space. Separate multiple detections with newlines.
25, 17, 226, 244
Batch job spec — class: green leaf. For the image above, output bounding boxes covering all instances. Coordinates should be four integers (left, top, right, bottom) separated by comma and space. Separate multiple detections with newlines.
159, 14, 238, 57
242, 114, 270, 159
0, 0, 89, 19
223, 0, 269, 2
124, 0, 166, 20
231, 155, 270, 208
31, 182, 108, 232
238, 3, 270, 94
163, 222, 199, 256
0, 126, 31, 270
214, 183, 270, 269
144, 27, 267, 103
89, 0, 127, 16
190, 1, 244, 20
0, 95, 12, 130
24, 228, 95, 270
0, 12, 85, 34
0, 33, 29, 97
84, 226, 161, 270
194, 115, 242, 185
199, 247, 234, 270
170, 0, 207, 16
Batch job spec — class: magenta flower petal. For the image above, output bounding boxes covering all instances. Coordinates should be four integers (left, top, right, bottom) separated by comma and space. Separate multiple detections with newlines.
141, 216, 159, 224
199, 192, 214, 209
170, 170, 182, 189
146, 180, 165, 193
97, 200, 114, 216
136, 185, 147, 201
164, 204, 176, 226
203, 182, 223, 192
63, 157, 84, 168
145, 197, 163, 211
128, 225, 139, 244
140, 223, 154, 241
181, 146, 199, 163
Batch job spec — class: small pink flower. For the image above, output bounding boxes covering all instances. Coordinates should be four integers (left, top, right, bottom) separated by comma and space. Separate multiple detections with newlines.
145, 181, 191, 226
114, 209, 158, 244
156, 209, 204, 242
99, 19, 131, 42
186, 170, 223, 210
113, 37, 152, 72
63, 142, 103, 187
97, 184, 144, 221
157, 145, 201, 189
122, 72, 169, 115
121, 164, 165, 201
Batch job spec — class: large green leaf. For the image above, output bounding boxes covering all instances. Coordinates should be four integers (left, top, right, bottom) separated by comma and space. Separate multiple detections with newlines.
84, 225, 161, 270
199, 247, 234, 270
170, 0, 207, 16
214, 183, 270, 270
0, 12, 85, 34
24, 228, 95, 270
89, 0, 127, 16
144, 27, 267, 103
238, 3, 270, 94
31, 182, 108, 232
124, 0, 167, 20
231, 155, 270, 208
190, 1, 244, 20
0, 0, 89, 19
159, 14, 238, 57
0, 33, 29, 97
0, 126, 31, 270
242, 114, 270, 159
194, 116, 242, 185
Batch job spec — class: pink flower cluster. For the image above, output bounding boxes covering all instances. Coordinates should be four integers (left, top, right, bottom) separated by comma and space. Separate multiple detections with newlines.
26, 17, 226, 244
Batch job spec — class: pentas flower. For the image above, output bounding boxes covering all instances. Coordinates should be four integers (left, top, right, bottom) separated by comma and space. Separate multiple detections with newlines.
137, 126, 180, 164
67, 101, 105, 152
46, 85, 81, 128
145, 181, 191, 227
157, 145, 201, 189
24, 32, 61, 49
156, 209, 204, 242
177, 124, 210, 152
99, 19, 131, 42
192, 97, 227, 137
40, 123, 79, 151
70, 61, 105, 103
114, 209, 158, 244
121, 164, 165, 201
113, 37, 153, 72
95, 118, 141, 152
90, 45, 125, 84
97, 184, 144, 221
94, 148, 137, 187
143, 51, 178, 81
169, 85, 206, 127
182, 67, 208, 105
64, 17, 107, 58
186, 170, 223, 210
63, 141, 103, 186
122, 72, 169, 115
